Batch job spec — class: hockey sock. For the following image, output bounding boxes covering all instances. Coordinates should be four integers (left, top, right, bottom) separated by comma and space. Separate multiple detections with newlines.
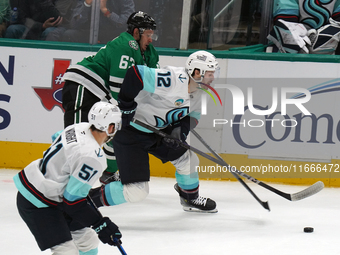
175, 171, 199, 190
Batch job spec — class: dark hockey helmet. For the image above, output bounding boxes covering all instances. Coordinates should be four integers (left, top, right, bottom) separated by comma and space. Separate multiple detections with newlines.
127, 11, 157, 34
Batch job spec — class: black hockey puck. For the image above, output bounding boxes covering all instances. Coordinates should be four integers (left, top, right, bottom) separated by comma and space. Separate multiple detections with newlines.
303, 227, 314, 233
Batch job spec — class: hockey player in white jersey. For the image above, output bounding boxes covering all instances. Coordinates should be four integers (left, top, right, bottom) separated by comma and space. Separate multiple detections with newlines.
89, 50, 219, 213
13, 102, 122, 254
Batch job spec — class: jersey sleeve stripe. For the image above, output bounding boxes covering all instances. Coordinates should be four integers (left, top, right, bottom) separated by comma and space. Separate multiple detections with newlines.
64, 66, 111, 99
109, 76, 124, 84
273, 15, 299, 23
109, 76, 124, 93
109, 81, 121, 92
133, 66, 144, 84
13, 171, 58, 207
64, 176, 92, 202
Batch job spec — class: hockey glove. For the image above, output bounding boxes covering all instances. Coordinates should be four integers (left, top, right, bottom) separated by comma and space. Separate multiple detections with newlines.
267, 19, 311, 53
162, 122, 186, 150
117, 98, 137, 128
163, 116, 195, 150
92, 217, 122, 246
163, 136, 182, 150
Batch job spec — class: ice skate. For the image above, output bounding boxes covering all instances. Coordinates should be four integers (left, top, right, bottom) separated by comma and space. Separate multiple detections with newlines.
174, 183, 218, 213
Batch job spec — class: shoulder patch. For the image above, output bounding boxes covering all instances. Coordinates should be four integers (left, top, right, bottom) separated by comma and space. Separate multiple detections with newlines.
129, 40, 139, 50
178, 74, 187, 83
65, 128, 77, 144
95, 148, 103, 157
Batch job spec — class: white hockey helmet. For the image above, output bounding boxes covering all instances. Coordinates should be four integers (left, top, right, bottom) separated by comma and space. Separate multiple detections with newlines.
88, 102, 122, 137
185, 50, 219, 82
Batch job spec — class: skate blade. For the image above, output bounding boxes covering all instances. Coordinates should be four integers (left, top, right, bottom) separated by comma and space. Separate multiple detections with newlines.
182, 206, 218, 213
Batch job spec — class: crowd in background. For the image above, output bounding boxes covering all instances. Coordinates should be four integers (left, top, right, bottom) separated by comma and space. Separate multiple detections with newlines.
0, 0, 135, 44
0, 0, 256, 49
1, 0, 340, 54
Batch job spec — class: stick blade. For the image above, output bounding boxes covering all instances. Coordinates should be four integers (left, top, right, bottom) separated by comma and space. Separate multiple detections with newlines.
262, 201, 270, 211
290, 181, 324, 201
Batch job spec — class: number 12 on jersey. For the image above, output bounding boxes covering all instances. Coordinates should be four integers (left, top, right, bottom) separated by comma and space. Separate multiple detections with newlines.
157, 71, 171, 87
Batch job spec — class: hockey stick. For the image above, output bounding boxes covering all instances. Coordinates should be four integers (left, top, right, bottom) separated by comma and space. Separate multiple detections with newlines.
191, 129, 270, 211
132, 119, 324, 202
87, 196, 127, 255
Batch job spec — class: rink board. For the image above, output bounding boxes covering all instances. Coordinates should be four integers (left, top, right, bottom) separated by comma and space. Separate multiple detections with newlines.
1, 40, 340, 186
2, 140, 338, 187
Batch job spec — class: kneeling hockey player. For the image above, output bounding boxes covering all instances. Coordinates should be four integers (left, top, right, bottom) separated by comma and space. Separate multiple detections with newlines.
90, 50, 219, 213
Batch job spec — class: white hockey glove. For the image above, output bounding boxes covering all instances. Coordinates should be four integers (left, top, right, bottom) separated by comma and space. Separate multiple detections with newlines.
307, 18, 340, 55
267, 19, 311, 53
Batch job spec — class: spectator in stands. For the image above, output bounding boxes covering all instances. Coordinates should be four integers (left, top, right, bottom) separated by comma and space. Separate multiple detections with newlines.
0, 0, 10, 37
4, 0, 62, 40
49, 0, 134, 44
267, 0, 340, 55
149, 0, 183, 48
45, 0, 78, 42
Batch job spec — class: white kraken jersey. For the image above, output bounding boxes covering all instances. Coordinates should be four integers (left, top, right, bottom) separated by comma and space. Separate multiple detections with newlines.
13, 123, 106, 208
130, 65, 202, 132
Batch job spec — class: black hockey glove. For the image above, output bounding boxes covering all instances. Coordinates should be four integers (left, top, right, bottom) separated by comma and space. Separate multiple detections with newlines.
92, 217, 122, 246
163, 117, 193, 150
163, 136, 182, 150
162, 123, 186, 149
117, 98, 137, 128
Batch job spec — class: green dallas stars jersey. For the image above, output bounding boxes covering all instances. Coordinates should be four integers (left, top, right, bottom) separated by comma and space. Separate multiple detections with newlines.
63, 31, 159, 101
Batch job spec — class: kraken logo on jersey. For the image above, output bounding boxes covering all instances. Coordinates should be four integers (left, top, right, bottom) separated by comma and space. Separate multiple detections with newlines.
301, 0, 334, 29
154, 107, 189, 128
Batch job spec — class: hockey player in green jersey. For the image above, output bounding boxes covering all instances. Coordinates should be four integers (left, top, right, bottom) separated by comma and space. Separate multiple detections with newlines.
62, 11, 159, 181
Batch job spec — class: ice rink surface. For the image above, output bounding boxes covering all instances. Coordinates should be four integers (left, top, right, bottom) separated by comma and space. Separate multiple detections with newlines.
1, 169, 339, 255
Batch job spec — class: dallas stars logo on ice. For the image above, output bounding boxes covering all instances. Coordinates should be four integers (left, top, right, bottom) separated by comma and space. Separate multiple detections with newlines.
201, 84, 312, 128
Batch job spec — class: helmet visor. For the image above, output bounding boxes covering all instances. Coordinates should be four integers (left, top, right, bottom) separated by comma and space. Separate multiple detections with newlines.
213, 66, 220, 80
140, 29, 158, 41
